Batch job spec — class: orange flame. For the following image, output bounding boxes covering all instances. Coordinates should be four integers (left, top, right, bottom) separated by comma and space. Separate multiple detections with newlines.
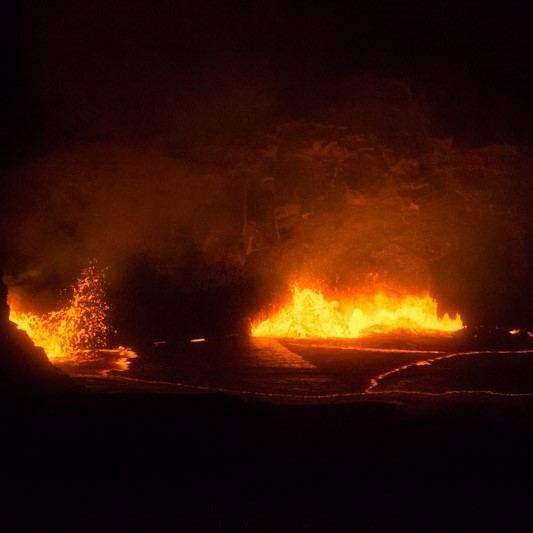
9, 264, 112, 361
252, 285, 463, 338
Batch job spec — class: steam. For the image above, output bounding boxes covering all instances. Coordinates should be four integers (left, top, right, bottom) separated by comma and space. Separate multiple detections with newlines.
3, 2, 533, 330
3, 76, 533, 331
2, 143, 244, 285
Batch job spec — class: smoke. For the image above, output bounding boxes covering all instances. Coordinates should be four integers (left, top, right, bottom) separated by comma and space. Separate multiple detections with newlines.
2, 142, 247, 285
3, 73, 533, 331
1, 2, 280, 297
3, 2, 533, 332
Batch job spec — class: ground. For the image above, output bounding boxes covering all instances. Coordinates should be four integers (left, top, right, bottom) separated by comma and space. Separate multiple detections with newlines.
3, 391, 533, 532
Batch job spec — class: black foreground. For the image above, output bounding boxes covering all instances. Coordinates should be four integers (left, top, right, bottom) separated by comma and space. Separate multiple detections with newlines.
3, 390, 533, 533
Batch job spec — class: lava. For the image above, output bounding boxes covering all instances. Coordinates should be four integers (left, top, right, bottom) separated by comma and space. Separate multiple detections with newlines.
252, 285, 463, 339
9, 264, 112, 361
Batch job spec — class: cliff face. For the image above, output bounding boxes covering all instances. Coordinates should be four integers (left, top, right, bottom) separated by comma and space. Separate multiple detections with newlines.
0, 269, 85, 396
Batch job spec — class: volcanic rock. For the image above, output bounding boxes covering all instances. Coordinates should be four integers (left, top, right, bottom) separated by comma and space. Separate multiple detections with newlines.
0, 269, 86, 397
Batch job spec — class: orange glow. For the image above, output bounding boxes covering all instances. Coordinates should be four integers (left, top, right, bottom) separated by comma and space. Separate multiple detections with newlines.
252, 285, 463, 338
9, 264, 112, 361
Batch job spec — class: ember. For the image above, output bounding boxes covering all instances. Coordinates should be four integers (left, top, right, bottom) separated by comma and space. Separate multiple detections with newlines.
9, 264, 111, 361
252, 285, 463, 338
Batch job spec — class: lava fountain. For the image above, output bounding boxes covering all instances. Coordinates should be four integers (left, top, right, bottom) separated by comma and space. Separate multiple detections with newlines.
252, 285, 463, 339
9, 264, 116, 361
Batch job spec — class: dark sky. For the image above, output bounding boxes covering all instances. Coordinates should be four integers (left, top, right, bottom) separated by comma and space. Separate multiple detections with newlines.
2, 0, 533, 167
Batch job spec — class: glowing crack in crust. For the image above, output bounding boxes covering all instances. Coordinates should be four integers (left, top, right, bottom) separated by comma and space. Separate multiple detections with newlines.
365, 350, 533, 395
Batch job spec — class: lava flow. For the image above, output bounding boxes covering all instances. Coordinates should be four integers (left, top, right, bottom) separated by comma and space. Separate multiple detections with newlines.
9, 264, 114, 361
252, 285, 463, 339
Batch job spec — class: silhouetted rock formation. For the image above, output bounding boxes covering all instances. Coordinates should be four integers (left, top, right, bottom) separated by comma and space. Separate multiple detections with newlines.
0, 269, 85, 396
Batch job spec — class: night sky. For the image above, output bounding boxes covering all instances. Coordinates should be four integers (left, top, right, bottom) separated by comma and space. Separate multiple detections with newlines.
3, 0, 533, 159
2, 1, 533, 333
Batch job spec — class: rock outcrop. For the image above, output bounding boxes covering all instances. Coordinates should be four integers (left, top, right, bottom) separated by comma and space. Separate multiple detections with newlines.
0, 269, 85, 396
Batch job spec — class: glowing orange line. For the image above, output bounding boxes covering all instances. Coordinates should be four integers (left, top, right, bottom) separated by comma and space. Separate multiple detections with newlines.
365, 350, 533, 393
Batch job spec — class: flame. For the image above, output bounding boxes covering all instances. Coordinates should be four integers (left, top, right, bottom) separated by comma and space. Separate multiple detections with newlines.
252, 285, 463, 338
9, 264, 112, 361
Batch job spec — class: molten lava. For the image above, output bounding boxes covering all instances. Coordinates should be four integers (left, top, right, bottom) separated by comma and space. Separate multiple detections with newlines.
9, 264, 111, 361
252, 285, 463, 338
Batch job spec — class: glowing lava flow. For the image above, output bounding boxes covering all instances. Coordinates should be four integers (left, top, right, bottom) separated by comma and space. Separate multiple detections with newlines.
9, 264, 112, 361
252, 286, 463, 339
